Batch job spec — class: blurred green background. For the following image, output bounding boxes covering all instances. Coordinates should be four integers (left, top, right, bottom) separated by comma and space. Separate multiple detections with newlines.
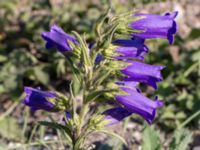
0, 0, 200, 149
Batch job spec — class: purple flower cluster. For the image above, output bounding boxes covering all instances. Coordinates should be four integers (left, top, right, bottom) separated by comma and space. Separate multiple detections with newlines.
23, 25, 77, 113
104, 11, 178, 125
23, 11, 177, 125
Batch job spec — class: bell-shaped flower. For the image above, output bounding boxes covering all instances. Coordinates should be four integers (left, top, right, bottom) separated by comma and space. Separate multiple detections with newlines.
42, 24, 77, 52
121, 61, 164, 89
103, 107, 132, 125
23, 87, 57, 112
115, 87, 163, 124
112, 37, 148, 61
129, 11, 178, 44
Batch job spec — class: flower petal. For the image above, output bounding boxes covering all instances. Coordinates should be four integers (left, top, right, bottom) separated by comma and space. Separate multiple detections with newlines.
104, 107, 132, 125
121, 61, 164, 89
115, 87, 163, 124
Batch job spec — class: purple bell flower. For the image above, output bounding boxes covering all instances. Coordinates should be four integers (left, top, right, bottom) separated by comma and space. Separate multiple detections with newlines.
115, 87, 163, 124
42, 24, 77, 52
121, 61, 165, 89
23, 87, 57, 112
113, 46, 147, 61
129, 11, 178, 44
103, 107, 132, 125
112, 37, 148, 61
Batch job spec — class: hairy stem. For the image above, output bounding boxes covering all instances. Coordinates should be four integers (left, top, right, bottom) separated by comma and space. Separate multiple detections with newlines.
77, 103, 89, 136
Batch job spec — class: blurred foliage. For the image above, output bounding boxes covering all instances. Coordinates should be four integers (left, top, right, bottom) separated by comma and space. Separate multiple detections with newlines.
142, 126, 192, 150
147, 35, 200, 129
0, 117, 22, 140
0, 0, 200, 149
169, 128, 192, 150
142, 126, 161, 150
0, 0, 107, 98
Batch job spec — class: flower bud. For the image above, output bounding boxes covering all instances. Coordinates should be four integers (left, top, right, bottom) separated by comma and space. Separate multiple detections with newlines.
23, 87, 69, 112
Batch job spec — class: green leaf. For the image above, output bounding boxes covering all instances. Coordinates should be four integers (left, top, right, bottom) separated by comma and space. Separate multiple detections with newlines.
189, 28, 200, 39
94, 8, 111, 38
176, 112, 186, 120
169, 129, 192, 150
4, 75, 18, 91
142, 126, 161, 150
0, 117, 23, 140
94, 69, 112, 86
39, 121, 72, 138
72, 31, 92, 67
33, 66, 50, 85
65, 57, 82, 84
55, 58, 66, 76
0, 55, 7, 62
0, 0, 17, 14
86, 88, 117, 102
72, 75, 81, 96
191, 50, 200, 61
161, 111, 175, 119
183, 62, 198, 77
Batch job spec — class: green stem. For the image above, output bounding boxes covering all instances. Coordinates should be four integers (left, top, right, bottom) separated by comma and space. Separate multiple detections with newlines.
72, 83, 89, 150
22, 108, 29, 140
70, 81, 76, 117
179, 109, 200, 129
77, 103, 89, 136
72, 136, 77, 150
71, 103, 88, 150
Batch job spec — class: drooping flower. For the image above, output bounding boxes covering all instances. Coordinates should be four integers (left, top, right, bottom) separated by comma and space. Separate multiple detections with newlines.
42, 24, 77, 52
23, 87, 57, 112
121, 61, 164, 89
115, 87, 163, 124
129, 11, 178, 44
103, 107, 132, 125
112, 37, 148, 61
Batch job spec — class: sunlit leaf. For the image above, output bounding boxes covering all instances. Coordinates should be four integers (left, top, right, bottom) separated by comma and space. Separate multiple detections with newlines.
142, 126, 161, 150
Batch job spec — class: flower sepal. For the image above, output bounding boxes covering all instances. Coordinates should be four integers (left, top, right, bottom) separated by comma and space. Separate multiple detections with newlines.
87, 115, 108, 130
48, 92, 70, 112
115, 14, 144, 35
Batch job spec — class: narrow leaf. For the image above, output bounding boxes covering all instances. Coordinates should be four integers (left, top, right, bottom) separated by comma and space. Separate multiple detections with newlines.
39, 121, 72, 138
